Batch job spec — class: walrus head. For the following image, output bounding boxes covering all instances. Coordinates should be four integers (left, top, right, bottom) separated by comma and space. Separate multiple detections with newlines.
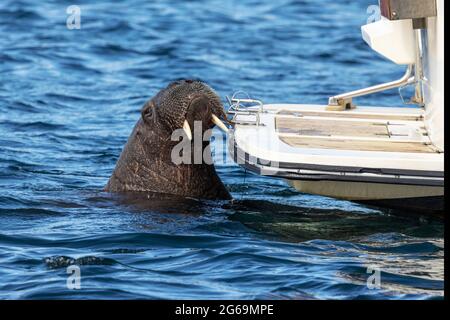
105, 79, 231, 200
147, 79, 229, 140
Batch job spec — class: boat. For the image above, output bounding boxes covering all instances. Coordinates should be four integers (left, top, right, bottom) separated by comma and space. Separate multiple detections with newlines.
226, 0, 444, 215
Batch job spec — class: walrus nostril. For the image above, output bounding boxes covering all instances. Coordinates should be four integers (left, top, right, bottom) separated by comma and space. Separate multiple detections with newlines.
185, 79, 194, 84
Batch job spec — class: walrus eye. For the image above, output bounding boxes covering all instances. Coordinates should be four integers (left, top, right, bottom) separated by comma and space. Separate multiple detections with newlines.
141, 102, 154, 123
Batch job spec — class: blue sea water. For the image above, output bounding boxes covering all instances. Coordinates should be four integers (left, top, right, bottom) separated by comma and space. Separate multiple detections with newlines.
0, 0, 444, 299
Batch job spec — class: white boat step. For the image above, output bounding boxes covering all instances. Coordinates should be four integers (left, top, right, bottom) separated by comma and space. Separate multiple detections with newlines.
278, 135, 438, 153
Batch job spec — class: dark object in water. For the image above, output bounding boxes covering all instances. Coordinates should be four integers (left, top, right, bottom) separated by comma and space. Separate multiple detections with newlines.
105, 80, 231, 200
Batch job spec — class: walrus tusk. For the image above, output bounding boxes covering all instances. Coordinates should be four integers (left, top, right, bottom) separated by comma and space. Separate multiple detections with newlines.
212, 114, 229, 133
183, 120, 192, 140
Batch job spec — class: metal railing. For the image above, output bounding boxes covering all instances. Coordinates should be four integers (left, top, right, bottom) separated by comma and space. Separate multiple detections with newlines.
328, 64, 416, 109
226, 91, 264, 126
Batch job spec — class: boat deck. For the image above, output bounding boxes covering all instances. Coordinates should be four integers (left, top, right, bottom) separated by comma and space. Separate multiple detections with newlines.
275, 110, 439, 153
230, 104, 443, 175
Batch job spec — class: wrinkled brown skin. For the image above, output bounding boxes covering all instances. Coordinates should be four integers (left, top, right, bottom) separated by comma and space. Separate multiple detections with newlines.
105, 80, 231, 200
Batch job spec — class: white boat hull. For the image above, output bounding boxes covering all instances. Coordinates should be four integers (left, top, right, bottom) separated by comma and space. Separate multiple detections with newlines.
228, 104, 444, 214
287, 179, 443, 201
287, 180, 443, 214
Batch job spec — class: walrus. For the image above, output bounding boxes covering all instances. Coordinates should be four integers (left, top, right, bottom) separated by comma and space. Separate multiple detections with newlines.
105, 79, 232, 200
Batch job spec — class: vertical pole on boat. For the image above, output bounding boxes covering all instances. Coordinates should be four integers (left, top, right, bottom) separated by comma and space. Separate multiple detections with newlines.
412, 18, 426, 106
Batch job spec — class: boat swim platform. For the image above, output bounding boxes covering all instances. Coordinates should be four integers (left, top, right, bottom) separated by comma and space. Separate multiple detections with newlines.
275, 113, 439, 154
229, 104, 444, 187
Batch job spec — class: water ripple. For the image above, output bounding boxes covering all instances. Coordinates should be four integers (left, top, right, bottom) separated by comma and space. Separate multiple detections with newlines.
0, 0, 443, 299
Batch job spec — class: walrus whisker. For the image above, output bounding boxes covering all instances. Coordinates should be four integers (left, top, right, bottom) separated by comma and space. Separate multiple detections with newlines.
183, 120, 192, 140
